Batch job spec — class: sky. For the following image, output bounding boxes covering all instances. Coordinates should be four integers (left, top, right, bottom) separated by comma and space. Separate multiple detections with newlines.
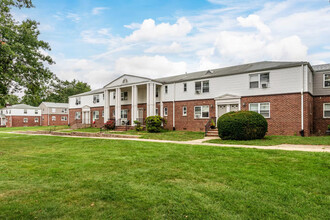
13, 0, 330, 89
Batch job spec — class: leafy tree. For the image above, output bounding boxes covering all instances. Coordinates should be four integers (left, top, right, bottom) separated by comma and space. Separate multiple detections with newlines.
43, 79, 91, 103
0, 94, 20, 108
0, 0, 55, 106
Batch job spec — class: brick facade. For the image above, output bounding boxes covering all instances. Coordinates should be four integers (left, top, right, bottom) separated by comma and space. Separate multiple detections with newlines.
42, 114, 68, 126
69, 108, 82, 126
6, 115, 41, 127
313, 96, 330, 134
90, 107, 105, 128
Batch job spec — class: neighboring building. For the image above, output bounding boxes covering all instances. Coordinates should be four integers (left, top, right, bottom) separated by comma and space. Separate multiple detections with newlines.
68, 61, 330, 136
0, 104, 41, 127
39, 102, 69, 126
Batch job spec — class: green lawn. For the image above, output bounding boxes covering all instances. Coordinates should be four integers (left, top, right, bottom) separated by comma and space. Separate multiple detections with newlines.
58, 127, 205, 141
0, 133, 329, 219
205, 135, 330, 146
0, 125, 69, 132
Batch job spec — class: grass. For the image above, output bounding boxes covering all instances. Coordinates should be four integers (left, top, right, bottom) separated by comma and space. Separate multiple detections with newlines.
0, 125, 69, 132
205, 135, 330, 146
0, 133, 329, 219
58, 127, 205, 141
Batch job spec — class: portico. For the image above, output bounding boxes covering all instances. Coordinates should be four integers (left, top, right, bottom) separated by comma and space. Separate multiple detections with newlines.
103, 75, 163, 126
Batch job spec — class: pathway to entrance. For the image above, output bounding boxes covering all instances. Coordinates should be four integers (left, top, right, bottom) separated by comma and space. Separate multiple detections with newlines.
7, 131, 330, 153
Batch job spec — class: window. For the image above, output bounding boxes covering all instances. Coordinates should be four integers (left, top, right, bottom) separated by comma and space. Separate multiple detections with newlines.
250, 73, 269, 88
183, 83, 187, 92
24, 109, 27, 114
34, 117, 39, 123
42, 116, 44, 120
93, 111, 99, 120
102, 94, 104, 100
102, 111, 104, 118
93, 94, 100, 103
122, 78, 128, 84
164, 107, 168, 116
75, 97, 81, 105
324, 103, 330, 118
324, 73, 330, 88
62, 108, 67, 113
165, 85, 168, 94
113, 91, 116, 99
195, 80, 209, 94
194, 106, 209, 119
121, 92, 128, 101
113, 110, 115, 117
61, 116, 67, 121
75, 112, 81, 120
23, 118, 28, 123
52, 116, 56, 121
155, 108, 158, 115
156, 88, 159, 98
35, 110, 38, 114
52, 108, 56, 113
249, 102, 270, 118
183, 106, 187, 116
121, 109, 128, 119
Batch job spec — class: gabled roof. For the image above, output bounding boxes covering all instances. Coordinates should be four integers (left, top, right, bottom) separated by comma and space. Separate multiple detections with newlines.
155, 61, 310, 83
103, 74, 154, 88
69, 88, 104, 98
312, 64, 330, 72
5, 104, 39, 110
41, 102, 68, 108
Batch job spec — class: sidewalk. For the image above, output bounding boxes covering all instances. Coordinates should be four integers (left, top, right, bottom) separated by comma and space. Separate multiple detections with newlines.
8, 131, 330, 153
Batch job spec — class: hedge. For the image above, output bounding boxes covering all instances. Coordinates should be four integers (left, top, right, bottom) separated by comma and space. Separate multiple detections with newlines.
217, 111, 268, 140
145, 115, 166, 133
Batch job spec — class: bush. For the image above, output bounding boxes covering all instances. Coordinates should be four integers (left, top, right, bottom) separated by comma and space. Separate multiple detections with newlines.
145, 115, 165, 133
328, 125, 330, 130
217, 111, 268, 140
134, 120, 143, 131
104, 119, 115, 130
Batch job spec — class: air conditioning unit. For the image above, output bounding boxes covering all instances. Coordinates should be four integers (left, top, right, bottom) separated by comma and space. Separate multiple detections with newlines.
261, 82, 269, 88
196, 90, 201, 94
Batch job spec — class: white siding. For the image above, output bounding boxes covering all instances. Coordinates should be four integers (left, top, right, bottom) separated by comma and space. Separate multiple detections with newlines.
69, 93, 104, 108
5, 109, 41, 116
161, 66, 303, 101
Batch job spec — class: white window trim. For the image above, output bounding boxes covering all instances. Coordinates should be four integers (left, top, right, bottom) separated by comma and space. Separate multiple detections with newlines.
61, 116, 67, 121
194, 105, 209, 119
23, 118, 28, 123
93, 94, 100, 103
24, 109, 27, 114
323, 103, 330, 118
34, 117, 39, 122
323, 73, 330, 88
52, 108, 56, 113
35, 110, 38, 114
249, 102, 271, 118
52, 116, 56, 121
195, 80, 209, 94
75, 112, 81, 120
183, 83, 187, 92
93, 111, 100, 120
165, 85, 168, 94
121, 92, 128, 101
249, 73, 270, 89
182, 106, 187, 116
164, 107, 168, 116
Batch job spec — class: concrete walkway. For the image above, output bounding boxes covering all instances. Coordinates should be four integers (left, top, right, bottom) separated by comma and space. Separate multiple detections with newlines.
6, 131, 330, 153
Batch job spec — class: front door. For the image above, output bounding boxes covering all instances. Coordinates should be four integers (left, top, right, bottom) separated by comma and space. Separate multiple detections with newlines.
82, 111, 90, 124
121, 109, 128, 125
217, 104, 239, 118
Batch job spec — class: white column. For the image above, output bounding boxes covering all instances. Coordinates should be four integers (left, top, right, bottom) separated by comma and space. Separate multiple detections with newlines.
104, 89, 109, 123
160, 85, 163, 117
115, 88, 121, 123
131, 85, 138, 124
152, 83, 156, 116
146, 83, 150, 117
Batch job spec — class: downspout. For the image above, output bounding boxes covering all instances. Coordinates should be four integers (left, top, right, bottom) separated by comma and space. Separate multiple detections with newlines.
47, 108, 50, 126
173, 83, 176, 130
300, 64, 304, 137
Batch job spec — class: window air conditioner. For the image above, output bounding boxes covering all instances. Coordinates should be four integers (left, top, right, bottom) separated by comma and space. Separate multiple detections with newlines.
196, 90, 201, 94
261, 82, 269, 88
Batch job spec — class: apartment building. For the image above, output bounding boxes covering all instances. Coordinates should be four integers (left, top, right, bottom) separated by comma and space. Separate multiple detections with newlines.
68, 61, 330, 136
0, 104, 41, 127
39, 102, 69, 126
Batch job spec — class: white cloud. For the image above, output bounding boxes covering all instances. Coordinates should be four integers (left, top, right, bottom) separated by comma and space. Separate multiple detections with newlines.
66, 13, 80, 22
125, 17, 192, 42
92, 7, 109, 15
124, 22, 141, 30
144, 42, 182, 54
237, 14, 271, 36
115, 55, 187, 78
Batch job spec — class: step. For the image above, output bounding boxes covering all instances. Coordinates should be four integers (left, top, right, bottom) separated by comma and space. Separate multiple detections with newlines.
206, 133, 219, 137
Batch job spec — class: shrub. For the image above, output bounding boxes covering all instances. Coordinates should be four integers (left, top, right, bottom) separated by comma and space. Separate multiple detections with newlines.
145, 115, 165, 133
217, 111, 268, 140
134, 120, 143, 131
328, 124, 330, 130
104, 119, 115, 130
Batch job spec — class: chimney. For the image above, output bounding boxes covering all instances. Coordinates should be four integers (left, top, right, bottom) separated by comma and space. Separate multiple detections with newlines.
5, 104, 12, 107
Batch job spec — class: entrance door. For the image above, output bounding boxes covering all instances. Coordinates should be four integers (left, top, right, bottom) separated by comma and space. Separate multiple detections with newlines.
217, 105, 227, 118
121, 109, 128, 125
82, 111, 90, 124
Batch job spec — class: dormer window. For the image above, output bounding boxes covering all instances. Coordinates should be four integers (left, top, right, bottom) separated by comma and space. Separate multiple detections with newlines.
324, 73, 330, 88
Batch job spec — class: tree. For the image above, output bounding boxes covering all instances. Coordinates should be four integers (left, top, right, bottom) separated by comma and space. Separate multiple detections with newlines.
0, 94, 20, 108
0, 0, 55, 106
44, 79, 91, 103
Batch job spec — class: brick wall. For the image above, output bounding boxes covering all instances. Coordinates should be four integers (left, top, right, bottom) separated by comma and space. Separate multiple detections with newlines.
90, 107, 104, 128
69, 108, 82, 126
42, 114, 68, 126
313, 96, 330, 134
6, 115, 41, 127
241, 93, 313, 136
